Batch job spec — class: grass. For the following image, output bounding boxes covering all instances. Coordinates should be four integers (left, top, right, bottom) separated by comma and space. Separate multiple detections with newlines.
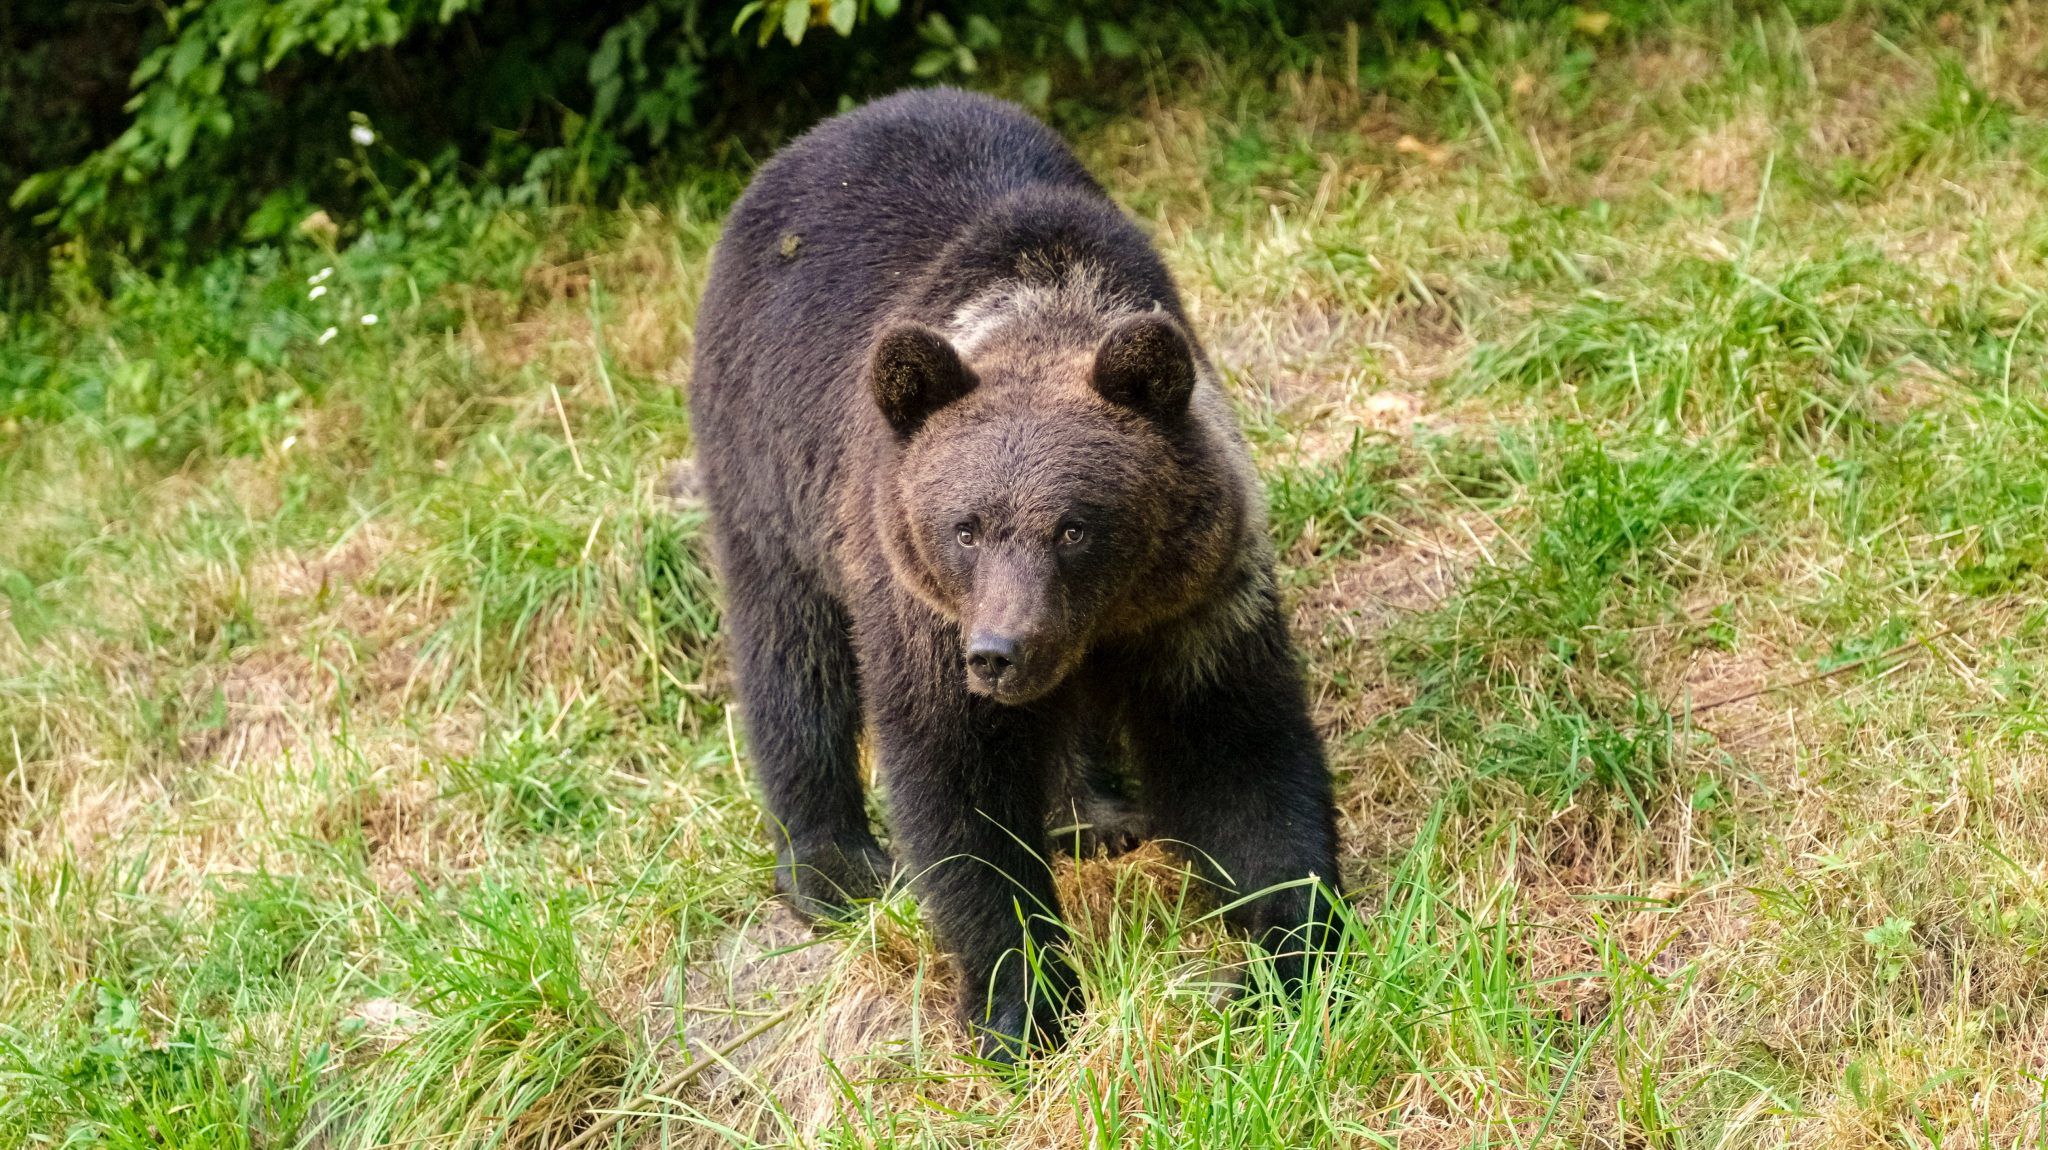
6, 1, 2048, 1144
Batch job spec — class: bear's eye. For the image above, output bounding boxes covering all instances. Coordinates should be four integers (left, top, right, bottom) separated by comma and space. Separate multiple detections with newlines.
955, 524, 979, 548
1058, 524, 1087, 547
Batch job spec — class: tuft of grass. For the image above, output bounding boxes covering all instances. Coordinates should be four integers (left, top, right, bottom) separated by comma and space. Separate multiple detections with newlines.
1266, 431, 1409, 567
321, 884, 636, 1149
445, 708, 619, 840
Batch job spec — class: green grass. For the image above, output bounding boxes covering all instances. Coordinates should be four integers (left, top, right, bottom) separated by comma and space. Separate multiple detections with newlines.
7, 1, 2048, 1145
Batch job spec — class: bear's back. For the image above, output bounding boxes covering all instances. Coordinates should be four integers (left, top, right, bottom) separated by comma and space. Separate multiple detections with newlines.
732, 88, 1097, 282
700, 90, 1100, 350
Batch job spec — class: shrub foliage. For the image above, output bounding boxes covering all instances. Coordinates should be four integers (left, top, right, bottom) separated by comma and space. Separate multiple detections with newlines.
1, 0, 1346, 295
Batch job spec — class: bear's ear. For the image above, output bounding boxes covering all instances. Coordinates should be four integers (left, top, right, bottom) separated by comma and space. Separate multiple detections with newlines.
871, 323, 976, 439
1091, 312, 1196, 421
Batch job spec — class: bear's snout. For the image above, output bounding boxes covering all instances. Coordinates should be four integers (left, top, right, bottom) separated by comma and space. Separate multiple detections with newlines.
961, 550, 1071, 702
965, 632, 1023, 694
962, 625, 1070, 704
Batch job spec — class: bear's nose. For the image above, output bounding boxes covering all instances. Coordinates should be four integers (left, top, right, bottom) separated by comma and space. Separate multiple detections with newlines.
965, 634, 1020, 684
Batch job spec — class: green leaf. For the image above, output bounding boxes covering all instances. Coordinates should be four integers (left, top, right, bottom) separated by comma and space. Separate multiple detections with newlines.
133, 45, 170, 86
912, 48, 952, 78
1688, 776, 1722, 812
168, 35, 208, 85
781, 0, 808, 45
920, 12, 956, 46
590, 29, 623, 84
166, 116, 198, 170
1063, 14, 1089, 63
1096, 21, 1137, 59
1019, 70, 1052, 109
241, 189, 308, 241
1862, 916, 1915, 950
10, 170, 56, 210
828, 0, 857, 36
873, 0, 900, 16
963, 14, 1000, 50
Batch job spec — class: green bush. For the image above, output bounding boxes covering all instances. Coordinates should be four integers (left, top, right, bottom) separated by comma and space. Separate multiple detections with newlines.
0, 0, 1345, 297
6, 0, 1976, 301
35, 0, 1962, 300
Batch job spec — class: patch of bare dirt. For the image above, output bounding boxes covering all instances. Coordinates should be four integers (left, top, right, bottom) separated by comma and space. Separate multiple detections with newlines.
1293, 517, 1494, 737
47, 775, 166, 865
1673, 643, 1794, 757
1210, 305, 1369, 410
1363, 299, 1471, 392
1297, 520, 1483, 636
168, 527, 436, 775
1509, 807, 1761, 1028
350, 775, 486, 894
664, 903, 970, 1139
1683, 113, 1779, 204
661, 458, 703, 510
1209, 291, 1468, 447
459, 217, 702, 392
1627, 41, 1717, 95
1798, 19, 1923, 163
179, 649, 327, 768
253, 526, 392, 603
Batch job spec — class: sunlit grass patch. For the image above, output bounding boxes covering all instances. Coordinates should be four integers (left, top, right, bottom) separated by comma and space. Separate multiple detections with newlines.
1385, 429, 1761, 808
1267, 430, 1411, 567
319, 884, 637, 1149
1465, 245, 1969, 444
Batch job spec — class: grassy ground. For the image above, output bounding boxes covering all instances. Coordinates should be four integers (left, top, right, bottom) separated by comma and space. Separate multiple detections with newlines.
6, 2, 2048, 1145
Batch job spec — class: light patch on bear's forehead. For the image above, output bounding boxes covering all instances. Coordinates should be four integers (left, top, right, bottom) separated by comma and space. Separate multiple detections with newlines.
945, 264, 1148, 357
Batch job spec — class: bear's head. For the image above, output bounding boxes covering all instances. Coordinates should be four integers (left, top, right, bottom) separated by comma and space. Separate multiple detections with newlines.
868, 310, 1246, 704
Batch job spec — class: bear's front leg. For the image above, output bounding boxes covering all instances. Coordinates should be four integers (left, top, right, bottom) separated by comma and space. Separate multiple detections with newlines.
861, 622, 1080, 1064
1127, 599, 1344, 993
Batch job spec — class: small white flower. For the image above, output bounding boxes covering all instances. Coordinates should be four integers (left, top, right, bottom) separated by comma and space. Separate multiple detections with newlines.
308, 266, 333, 285
281, 435, 298, 452
350, 124, 376, 147
309, 284, 328, 300
359, 313, 378, 326
318, 327, 339, 345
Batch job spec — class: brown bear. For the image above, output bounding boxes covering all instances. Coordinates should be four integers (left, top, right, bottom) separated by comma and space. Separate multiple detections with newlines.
689, 87, 1341, 1064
